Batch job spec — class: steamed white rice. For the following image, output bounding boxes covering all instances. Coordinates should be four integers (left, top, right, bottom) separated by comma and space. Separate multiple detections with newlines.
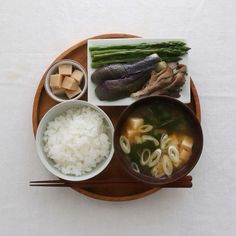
43, 107, 111, 176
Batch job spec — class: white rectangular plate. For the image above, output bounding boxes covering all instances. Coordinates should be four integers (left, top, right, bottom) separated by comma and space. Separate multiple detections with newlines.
87, 38, 190, 106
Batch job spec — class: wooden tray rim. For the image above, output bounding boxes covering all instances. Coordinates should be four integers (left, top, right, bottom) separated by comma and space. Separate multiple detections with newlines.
32, 33, 201, 201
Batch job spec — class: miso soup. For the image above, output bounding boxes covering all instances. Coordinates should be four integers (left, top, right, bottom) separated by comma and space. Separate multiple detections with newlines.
119, 102, 194, 178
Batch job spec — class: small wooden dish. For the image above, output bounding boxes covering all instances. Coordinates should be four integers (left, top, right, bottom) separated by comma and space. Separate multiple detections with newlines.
32, 33, 201, 201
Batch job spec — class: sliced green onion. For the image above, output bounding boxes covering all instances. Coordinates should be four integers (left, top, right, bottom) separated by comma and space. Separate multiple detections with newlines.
161, 134, 171, 150
148, 149, 162, 167
168, 145, 180, 163
131, 162, 140, 173
140, 149, 151, 166
120, 136, 130, 154
138, 125, 153, 133
142, 135, 159, 146
151, 162, 164, 177
162, 155, 173, 176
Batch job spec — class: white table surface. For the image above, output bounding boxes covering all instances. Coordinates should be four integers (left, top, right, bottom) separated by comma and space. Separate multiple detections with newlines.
1, 0, 236, 235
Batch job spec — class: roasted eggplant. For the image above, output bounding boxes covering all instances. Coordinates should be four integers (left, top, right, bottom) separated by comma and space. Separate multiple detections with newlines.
95, 71, 151, 100
91, 54, 160, 84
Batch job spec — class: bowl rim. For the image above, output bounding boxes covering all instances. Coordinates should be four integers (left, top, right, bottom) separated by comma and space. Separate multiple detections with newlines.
44, 59, 88, 103
114, 95, 203, 186
36, 100, 114, 181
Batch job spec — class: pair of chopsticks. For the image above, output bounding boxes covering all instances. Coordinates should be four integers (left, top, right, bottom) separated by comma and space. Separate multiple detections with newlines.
29, 176, 192, 188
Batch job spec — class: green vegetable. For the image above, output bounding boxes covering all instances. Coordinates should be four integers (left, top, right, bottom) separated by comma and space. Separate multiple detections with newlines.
91, 56, 182, 68
89, 41, 188, 51
89, 41, 190, 68
91, 48, 188, 60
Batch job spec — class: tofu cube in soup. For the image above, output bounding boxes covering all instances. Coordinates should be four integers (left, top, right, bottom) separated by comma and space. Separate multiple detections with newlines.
65, 87, 82, 98
127, 118, 144, 130
58, 64, 72, 75
125, 129, 140, 143
52, 87, 65, 96
180, 148, 191, 162
62, 76, 78, 90
181, 136, 193, 152
50, 74, 63, 89
71, 70, 83, 85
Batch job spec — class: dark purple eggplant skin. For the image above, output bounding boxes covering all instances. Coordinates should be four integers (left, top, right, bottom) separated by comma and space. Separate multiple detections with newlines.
95, 71, 151, 101
91, 54, 160, 84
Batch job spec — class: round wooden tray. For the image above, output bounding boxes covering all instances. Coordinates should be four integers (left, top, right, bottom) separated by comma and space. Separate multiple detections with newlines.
32, 33, 201, 201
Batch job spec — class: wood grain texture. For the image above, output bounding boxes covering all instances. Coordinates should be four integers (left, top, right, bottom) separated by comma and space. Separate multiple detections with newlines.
32, 33, 201, 201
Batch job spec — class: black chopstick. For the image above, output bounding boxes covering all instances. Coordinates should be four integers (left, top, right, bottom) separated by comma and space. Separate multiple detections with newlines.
29, 176, 192, 188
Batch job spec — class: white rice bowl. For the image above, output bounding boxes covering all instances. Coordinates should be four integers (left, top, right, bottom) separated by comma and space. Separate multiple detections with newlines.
42, 106, 112, 177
